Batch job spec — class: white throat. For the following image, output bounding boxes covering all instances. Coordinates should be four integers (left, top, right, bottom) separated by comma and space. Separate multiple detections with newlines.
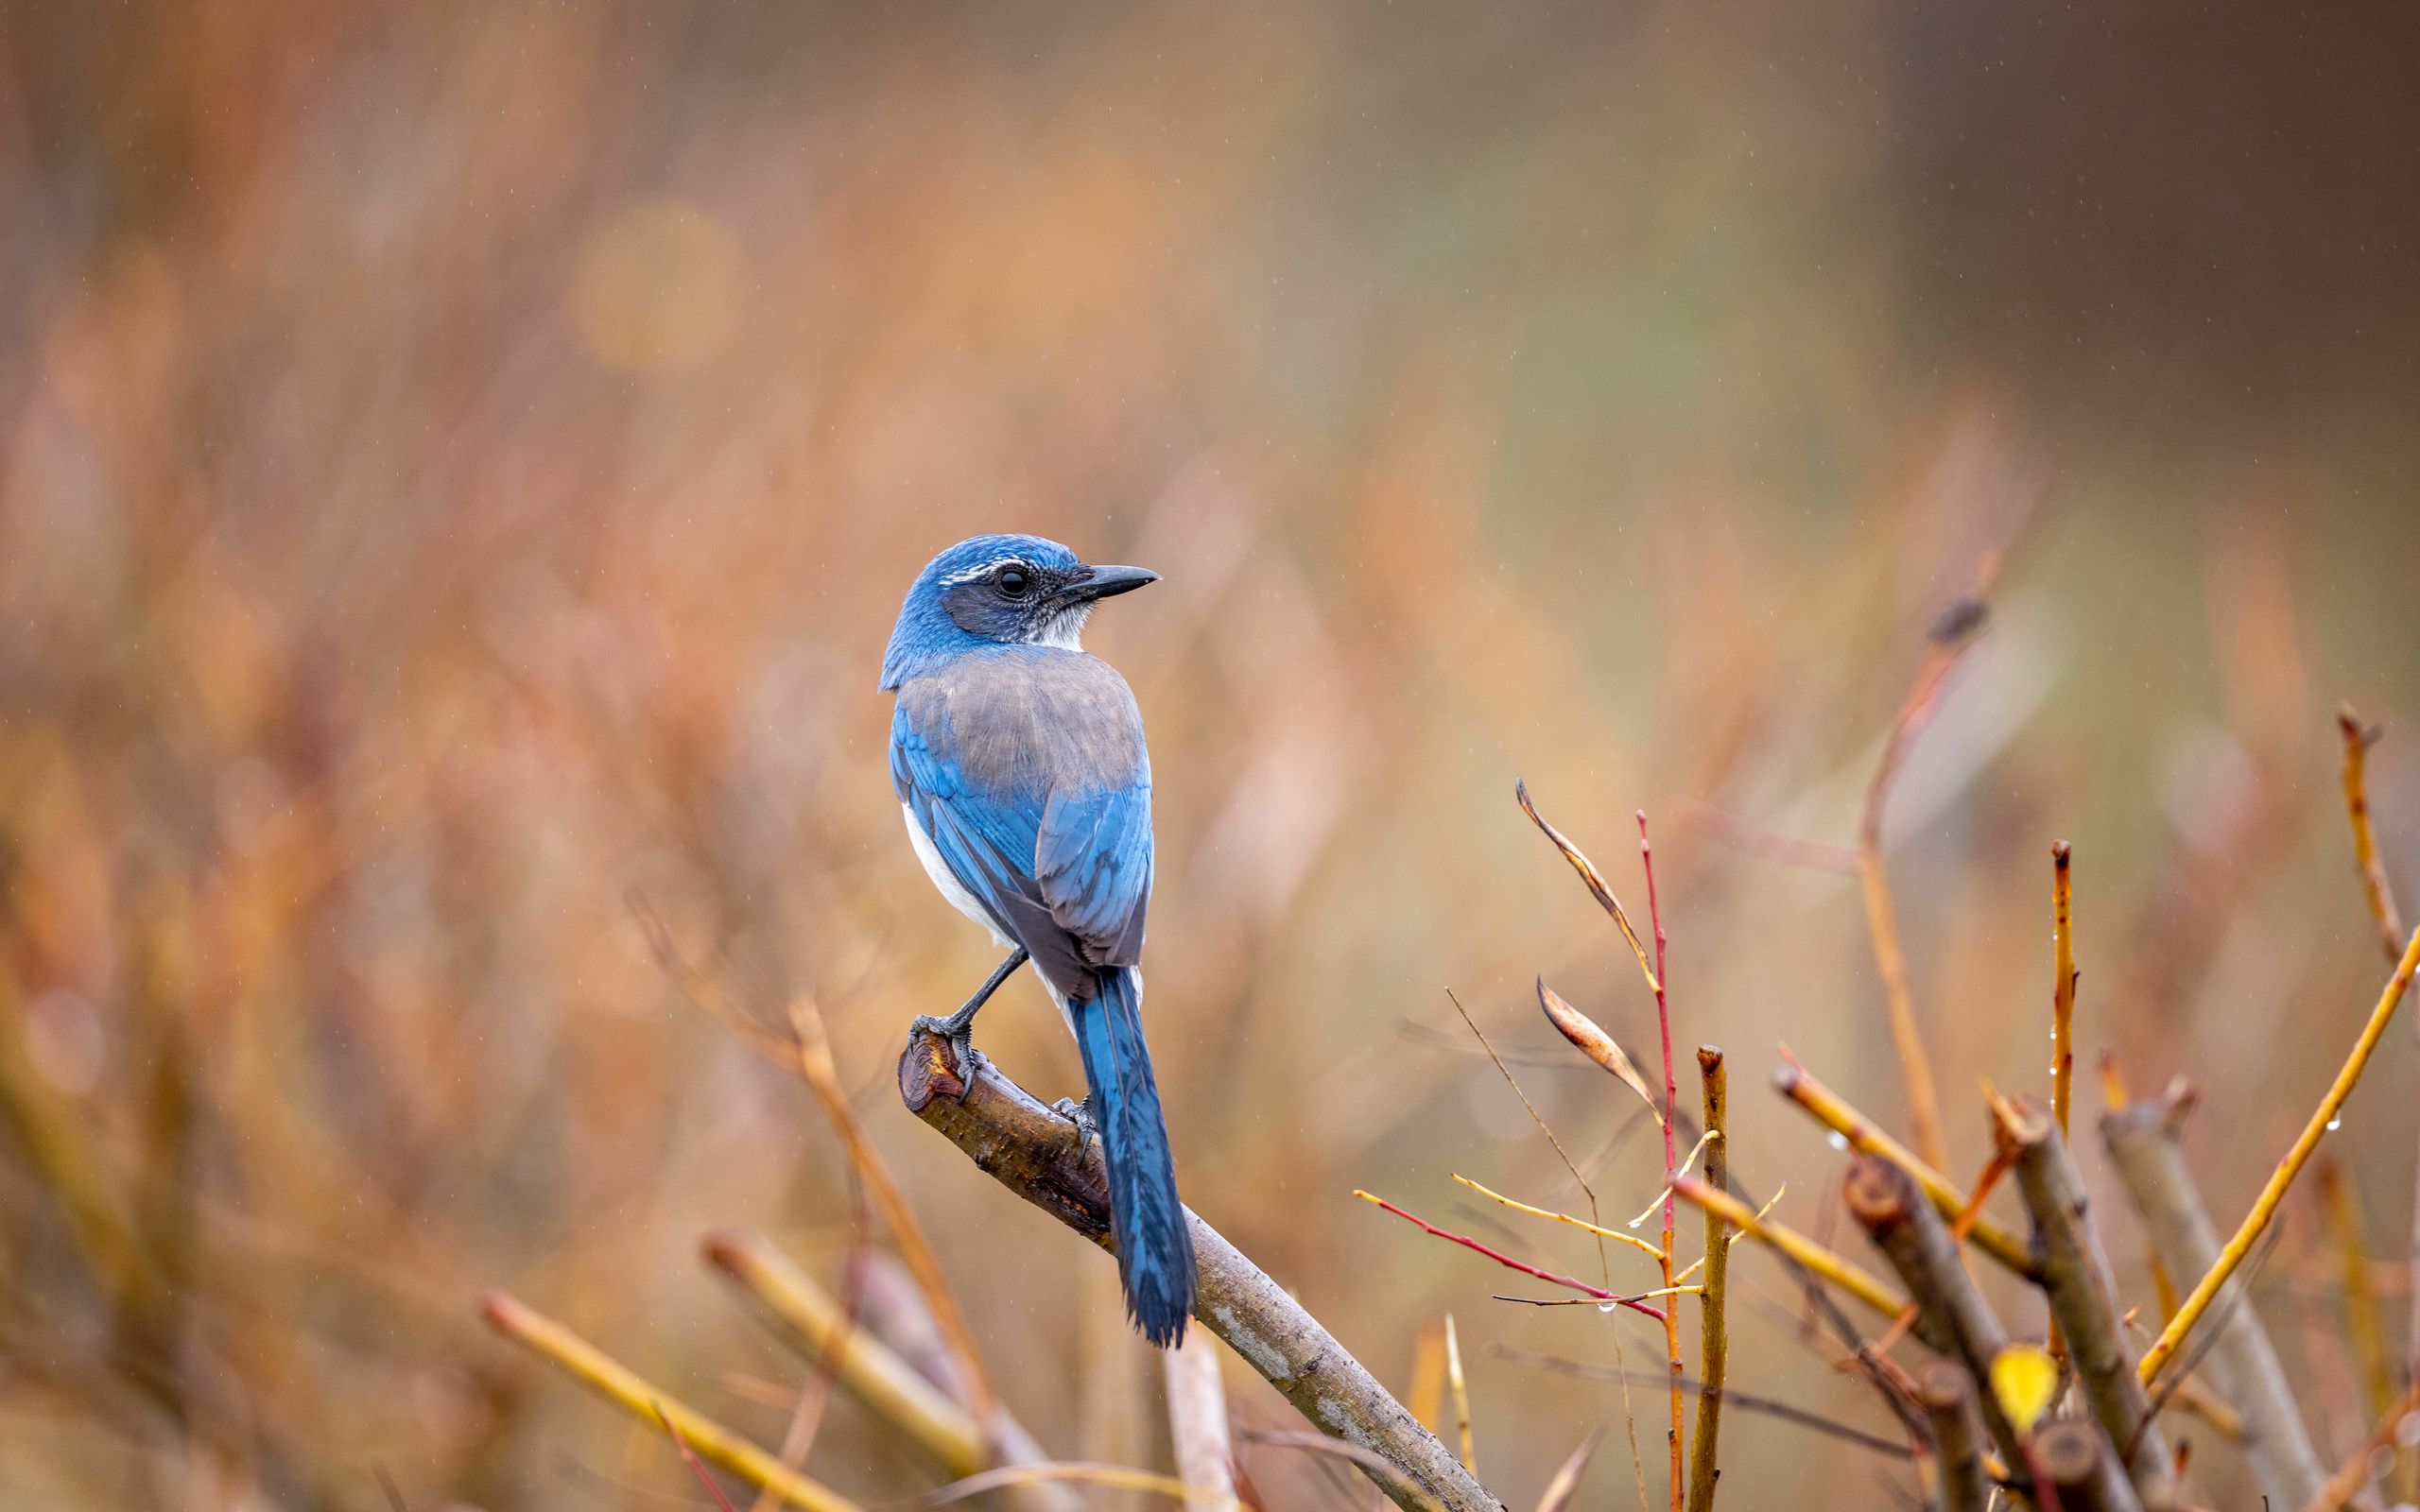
1032, 602, 1092, 651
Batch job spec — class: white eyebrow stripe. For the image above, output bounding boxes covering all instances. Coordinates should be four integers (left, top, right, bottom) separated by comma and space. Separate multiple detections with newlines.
940, 557, 1026, 586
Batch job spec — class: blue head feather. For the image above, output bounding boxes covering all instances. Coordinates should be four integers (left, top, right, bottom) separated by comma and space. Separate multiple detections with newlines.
882, 534, 1122, 689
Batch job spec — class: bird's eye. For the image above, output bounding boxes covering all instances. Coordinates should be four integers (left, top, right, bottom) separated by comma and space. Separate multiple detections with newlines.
995, 566, 1032, 598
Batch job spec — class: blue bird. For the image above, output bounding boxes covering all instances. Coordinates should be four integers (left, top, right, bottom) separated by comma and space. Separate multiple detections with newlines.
882, 533, 1196, 1345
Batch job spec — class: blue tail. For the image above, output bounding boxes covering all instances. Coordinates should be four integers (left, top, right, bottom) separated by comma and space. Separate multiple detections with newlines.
1070, 969, 1195, 1346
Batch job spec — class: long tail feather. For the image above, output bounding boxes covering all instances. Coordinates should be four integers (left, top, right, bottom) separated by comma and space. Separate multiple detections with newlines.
1070, 969, 1195, 1345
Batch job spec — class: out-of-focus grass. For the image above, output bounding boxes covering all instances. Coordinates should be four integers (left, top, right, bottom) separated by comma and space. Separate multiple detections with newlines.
0, 5, 2416, 1509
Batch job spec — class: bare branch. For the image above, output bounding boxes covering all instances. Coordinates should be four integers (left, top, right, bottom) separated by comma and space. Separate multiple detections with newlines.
897, 1030, 1500, 1512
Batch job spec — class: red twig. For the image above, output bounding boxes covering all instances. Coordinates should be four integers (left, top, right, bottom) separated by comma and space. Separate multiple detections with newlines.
1356, 1192, 1668, 1323
655, 1402, 745, 1512
1638, 811, 1684, 1512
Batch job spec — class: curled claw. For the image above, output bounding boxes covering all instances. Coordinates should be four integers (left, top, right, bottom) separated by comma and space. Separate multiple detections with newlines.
1052, 1094, 1099, 1162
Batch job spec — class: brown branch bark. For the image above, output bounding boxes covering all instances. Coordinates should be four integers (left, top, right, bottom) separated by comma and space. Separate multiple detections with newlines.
1996, 1097, 2175, 1506
896, 1031, 1502, 1512
2100, 1092, 2326, 1510
1841, 1156, 2028, 1488
2036, 1422, 2145, 1512
1914, 1363, 1989, 1512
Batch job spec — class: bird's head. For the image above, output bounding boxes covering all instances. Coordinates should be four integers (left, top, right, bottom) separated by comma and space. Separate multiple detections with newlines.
881, 533, 1158, 688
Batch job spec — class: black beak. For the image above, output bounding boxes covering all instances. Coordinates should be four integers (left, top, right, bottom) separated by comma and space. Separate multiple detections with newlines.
1069, 564, 1159, 601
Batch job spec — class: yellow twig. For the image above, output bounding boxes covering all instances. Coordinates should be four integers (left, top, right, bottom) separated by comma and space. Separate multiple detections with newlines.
1856, 849, 1945, 1174
2139, 924, 2420, 1384
702, 1232, 988, 1476
1670, 1177, 1909, 1321
1624, 1131, 1720, 1232
1452, 1176, 1665, 1261
927, 1462, 1247, 1508
784, 995, 998, 1429
635, 912, 999, 1431
2314, 1161, 2396, 1425
2341, 705, 2408, 964
481, 1292, 859, 1512
1443, 1314, 1475, 1475
1683, 1048, 1726, 1512
1855, 580, 1992, 1173
1408, 1320, 1446, 1432
2051, 841, 2076, 1139
1771, 1060, 2035, 1277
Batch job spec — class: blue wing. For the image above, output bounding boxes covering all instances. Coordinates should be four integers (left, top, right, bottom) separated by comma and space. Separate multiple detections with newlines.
890, 660, 1152, 988
1036, 782, 1152, 966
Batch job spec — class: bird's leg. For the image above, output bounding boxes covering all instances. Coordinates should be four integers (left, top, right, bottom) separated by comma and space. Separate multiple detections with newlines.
1051, 1094, 1099, 1163
910, 946, 1028, 1096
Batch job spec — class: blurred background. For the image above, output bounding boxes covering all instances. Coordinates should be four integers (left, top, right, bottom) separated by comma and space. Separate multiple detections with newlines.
3, 3, 2418, 1507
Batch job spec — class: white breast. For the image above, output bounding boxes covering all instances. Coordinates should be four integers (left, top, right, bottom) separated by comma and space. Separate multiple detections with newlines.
903, 803, 1014, 948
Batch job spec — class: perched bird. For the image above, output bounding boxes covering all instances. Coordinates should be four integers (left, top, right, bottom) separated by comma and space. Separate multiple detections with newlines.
881, 533, 1196, 1345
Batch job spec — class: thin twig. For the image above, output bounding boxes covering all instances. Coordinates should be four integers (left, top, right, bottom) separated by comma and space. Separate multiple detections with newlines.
2051, 841, 2077, 1140
2138, 925, 2420, 1383
480, 1292, 859, 1512
1675, 799, 1860, 875
1533, 1427, 1603, 1512
1356, 1192, 1666, 1323
1476, 981, 1651, 1511
658, 1403, 747, 1512
2314, 1160, 2395, 1428
1443, 1314, 1475, 1475
1453, 1176, 1664, 1261
748, 1174, 870, 1512
1857, 578, 1994, 1172
1669, 1177, 1910, 1324
702, 1232, 989, 1476
635, 910, 999, 1432
1684, 1048, 1727, 1512
1490, 1348, 1917, 1460
923, 1463, 1243, 1508
2340, 705, 2407, 964
1772, 1058, 2035, 1278
1635, 811, 1685, 1512
2342, 703, 2420, 1505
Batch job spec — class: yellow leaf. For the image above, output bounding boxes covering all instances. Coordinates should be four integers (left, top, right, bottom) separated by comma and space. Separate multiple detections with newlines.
1990, 1345, 2060, 1435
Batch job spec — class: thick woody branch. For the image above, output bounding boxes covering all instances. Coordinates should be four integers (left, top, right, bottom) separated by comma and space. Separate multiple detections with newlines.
897, 1031, 1502, 1512
1915, 1363, 1989, 1512
2036, 1422, 2145, 1512
1841, 1157, 2028, 1486
2101, 1093, 2326, 1510
1996, 1097, 2174, 1506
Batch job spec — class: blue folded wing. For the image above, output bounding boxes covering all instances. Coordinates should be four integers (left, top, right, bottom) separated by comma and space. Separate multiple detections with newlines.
891, 705, 1050, 945
892, 697, 1152, 982
1037, 782, 1152, 968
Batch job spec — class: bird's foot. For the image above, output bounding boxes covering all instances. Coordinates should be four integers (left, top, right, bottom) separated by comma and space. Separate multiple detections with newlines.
1052, 1095, 1099, 1161
908, 1012, 984, 1100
